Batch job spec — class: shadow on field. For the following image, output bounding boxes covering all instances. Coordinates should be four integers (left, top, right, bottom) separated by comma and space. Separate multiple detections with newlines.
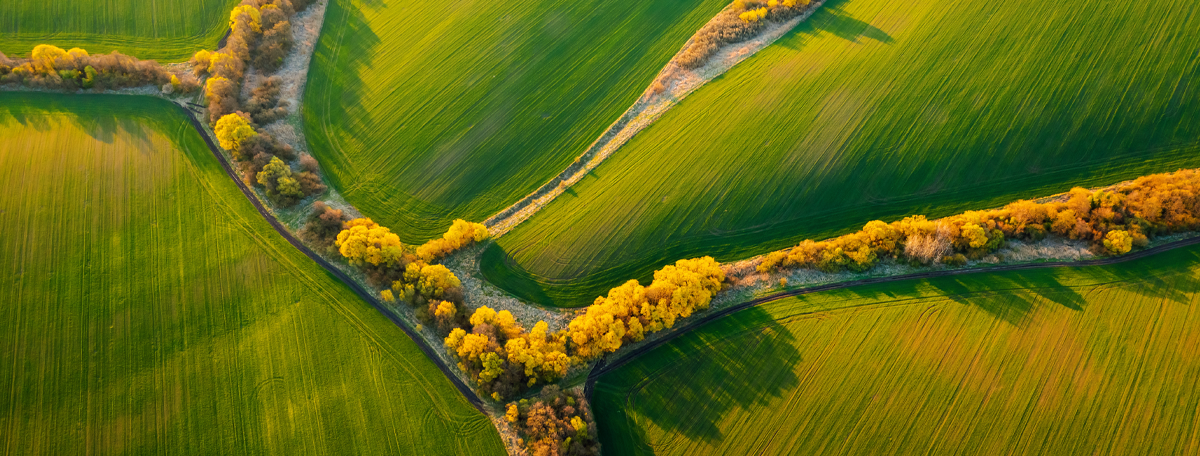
813, 242, 1200, 328
615, 306, 801, 445
779, 0, 894, 50
305, 0, 382, 155
0, 92, 164, 148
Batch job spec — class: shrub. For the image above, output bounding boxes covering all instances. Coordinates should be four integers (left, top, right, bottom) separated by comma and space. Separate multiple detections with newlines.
504, 388, 600, 456
298, 201, 349, 255
1103, 230, 1132, 255
416, 220, 490, 262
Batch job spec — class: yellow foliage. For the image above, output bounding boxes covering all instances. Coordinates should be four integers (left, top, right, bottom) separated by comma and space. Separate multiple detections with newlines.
213, 113, 256, 151
207, 52, 235, 75
31, 45, 67, 64
416, 219, 490, 262
567, 257, 724, 360
960, 223, 989, 249
456, 333, 491, 362
444, 328, 467, 351
416, 264, 460, 298
230, 5, 263, 33
506, 404, 519, 422
335, 219, 407, 267
433, 300, 456, 318
380, 290, 395, 303
1103, 230, 1132, 255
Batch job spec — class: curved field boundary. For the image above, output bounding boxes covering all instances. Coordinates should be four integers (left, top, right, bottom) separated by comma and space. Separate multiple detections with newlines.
175, 103, 488, 412
585, 233, 1200, 397
484, 1, 828, 237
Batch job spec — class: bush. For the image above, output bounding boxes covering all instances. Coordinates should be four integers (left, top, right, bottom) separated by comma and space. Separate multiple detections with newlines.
416, 219, 490, 262
761, 169, 1200, 278
298, 201, 348, 255
504, 388, 600, 456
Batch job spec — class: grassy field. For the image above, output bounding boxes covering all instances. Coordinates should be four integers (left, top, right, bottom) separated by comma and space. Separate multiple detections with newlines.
302, 0, 728, 242
0, 0, 235, 61
0, 93, 504, 455
483, 0, 1200, 307
594, 242, 1200, 455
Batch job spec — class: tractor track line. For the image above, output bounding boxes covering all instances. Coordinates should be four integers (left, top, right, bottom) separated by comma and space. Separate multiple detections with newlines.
175, 103, 488, 413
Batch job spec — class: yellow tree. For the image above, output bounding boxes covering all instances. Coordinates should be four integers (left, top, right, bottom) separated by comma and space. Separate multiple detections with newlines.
1103, 230, 1133, 255
335, 218, 406, 266
214, 112, 257, 152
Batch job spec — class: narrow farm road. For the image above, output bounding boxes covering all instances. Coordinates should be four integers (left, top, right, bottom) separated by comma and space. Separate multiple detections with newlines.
175, 103, 488, 412
586, 234, 1200, 395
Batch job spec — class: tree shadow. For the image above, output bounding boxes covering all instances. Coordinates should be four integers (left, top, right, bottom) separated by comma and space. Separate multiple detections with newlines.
596, 306, 801, 451
0, 92, 162, 148
778, 0, 895, 51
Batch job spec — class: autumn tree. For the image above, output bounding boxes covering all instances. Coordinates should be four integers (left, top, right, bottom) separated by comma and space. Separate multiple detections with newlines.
416, 219, 491, 262
214, 112, 257, 156
256, 156, 304, 205
335, 218, 407, 267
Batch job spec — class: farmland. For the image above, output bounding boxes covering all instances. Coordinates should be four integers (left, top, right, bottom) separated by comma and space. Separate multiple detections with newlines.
302, 0, 728, 242
483, 0, 1200, 307
0, 0, 236, 61
0, 93, 504, 455
593, 242, 1200, 455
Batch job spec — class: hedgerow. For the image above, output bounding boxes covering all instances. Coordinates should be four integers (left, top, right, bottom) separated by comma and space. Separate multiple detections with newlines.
758, 169, 1200, 275
0, 45, 198, 93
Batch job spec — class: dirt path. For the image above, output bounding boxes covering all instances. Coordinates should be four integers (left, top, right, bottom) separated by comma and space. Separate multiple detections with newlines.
584, 233, 1200, 397
175, 103, 489, 413
485, 2, 828, 237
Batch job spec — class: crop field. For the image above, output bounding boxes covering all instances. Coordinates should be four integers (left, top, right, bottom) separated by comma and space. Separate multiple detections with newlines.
594, 243, 1200, 455
0, 93, 504, 455
483, 0, 1200, 307
0, 0, 235, 61
302, 0, 728, 242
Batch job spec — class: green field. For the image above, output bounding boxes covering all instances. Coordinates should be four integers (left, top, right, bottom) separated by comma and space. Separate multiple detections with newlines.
594, 242, 1200, 455
483, 0, 1200, 307
302, 0, 728, 242
0, 93, 504, 455
0, 0, 235, 61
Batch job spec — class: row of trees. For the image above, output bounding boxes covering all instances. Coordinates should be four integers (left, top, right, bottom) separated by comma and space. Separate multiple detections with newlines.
760, 168, 1200, 274
0, 45, 198, 92
193, 0, 302, 123
203, 0, 325, 208
437, 256, 725, 400
214, 112, 324, 205
677, 0, 814, 69
322, 216, 712, 401
504, 386, 600, 456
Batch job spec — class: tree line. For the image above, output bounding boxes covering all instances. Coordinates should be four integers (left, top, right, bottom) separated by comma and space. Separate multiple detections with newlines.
758, 168, 1200, 275
205, 0, 325, 208
444, 256, 725, 401
0, 45, 198, 93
